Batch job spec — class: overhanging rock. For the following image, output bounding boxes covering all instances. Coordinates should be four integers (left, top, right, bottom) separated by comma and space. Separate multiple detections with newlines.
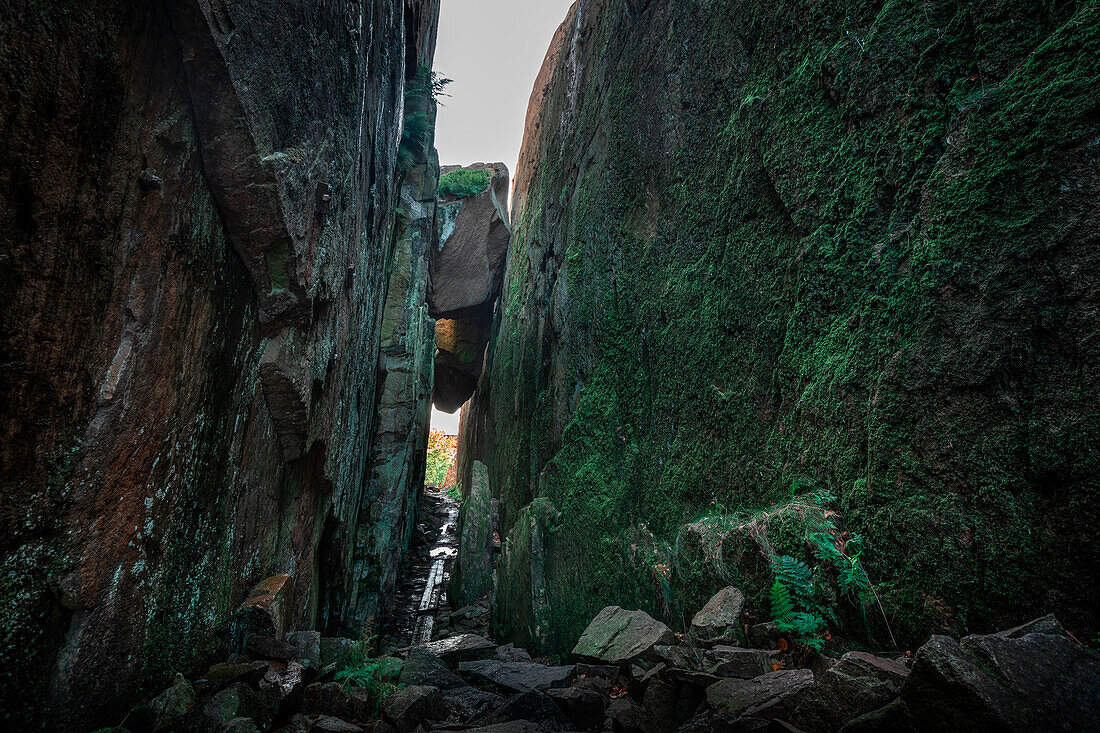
430, 163, 510, 413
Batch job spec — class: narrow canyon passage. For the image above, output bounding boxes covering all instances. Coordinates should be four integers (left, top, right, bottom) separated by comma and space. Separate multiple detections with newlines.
0, 0, 1097, 730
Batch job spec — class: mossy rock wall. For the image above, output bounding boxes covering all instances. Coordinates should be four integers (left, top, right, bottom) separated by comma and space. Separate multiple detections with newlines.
459, 0, 1100, 656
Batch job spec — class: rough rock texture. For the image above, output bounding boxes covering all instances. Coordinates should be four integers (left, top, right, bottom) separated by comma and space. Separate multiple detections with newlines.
456, 0, 1100, 656
0, 0, 441, 726
451, 460, 496, 606
690, 587, 746, 647
844, 629, 1100, 732
431, 164, 511, 412
571, 606, 676, 666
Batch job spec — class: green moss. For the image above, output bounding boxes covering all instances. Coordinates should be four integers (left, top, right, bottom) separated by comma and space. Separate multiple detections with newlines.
471, 0, 1100, 656
439, 169, 491, 199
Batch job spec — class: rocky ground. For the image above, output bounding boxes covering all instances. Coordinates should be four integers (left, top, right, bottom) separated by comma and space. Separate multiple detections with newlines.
110, 582, 1098, 733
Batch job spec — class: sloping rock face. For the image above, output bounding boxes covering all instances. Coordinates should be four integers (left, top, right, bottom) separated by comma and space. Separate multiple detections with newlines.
458, 0, 1100, 656
0, 0, 440, 726
430, 163, 510, 412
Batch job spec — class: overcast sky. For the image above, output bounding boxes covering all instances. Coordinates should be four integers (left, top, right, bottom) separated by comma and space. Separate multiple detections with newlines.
429, 0, 574, 435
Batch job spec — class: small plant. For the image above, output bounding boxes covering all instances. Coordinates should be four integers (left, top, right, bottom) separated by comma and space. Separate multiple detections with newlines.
333, 624, 402, 716
769, 559, 826, 649
439, 168, 491, 199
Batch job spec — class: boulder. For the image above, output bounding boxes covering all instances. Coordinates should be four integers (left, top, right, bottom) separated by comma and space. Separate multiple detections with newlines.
123, 673, 199, 731
705, 670, 815, 719
222, 718, 262, 733
420, 633, 497, 666
604, 698, 649, 733
312, 715, 364, 732
844, 626, 1100, 732
995, 613, 1069, 640
383, 685, 445, 733
441, 685, 505, 722
691, 587, 746, 646
643, 677, 681, 733
475, 689, 570, 731
320, 682, 375, 722
246, 634, 296, 660
204, 682, 280, 730
703, 647, 771, 679
790, 651, 908, 732
231, 574, 294, 649
399, 647, 468, 690
286, 631, 322, 669
260, 660, 305, 701
496, 644, 533, 662
547, 686, 609, 730
196, 660, 269, 693
459, 659, 576, 693
572, 606, 677, 665
466, 723, 540, 733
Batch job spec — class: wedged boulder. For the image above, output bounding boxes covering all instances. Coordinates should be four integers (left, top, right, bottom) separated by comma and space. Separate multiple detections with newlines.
400, 647, 468, 690
231, 574, 294, 650
572, 606, 677, 665
790, 651, 908, 732
547, 686, 609, 730
383, 685, 445, 733
705, 670, 815, 719
691, 587, 746, 647
459, 659, 576, 693
420, 632, 497, 666
844, 626, 1100, 732
475, 689, 571, 731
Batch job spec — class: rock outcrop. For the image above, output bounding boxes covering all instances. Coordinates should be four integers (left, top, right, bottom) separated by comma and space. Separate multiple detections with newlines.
429, 163, 511, 412
0, 0, 441, 725
456, 0, 1100, 657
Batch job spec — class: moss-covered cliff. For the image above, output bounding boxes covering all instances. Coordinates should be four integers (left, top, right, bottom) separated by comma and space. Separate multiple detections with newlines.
458, 0, 1100, 655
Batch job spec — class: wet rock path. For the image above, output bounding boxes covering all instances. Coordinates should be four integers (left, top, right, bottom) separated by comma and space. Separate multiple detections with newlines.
381, 486, 461, 649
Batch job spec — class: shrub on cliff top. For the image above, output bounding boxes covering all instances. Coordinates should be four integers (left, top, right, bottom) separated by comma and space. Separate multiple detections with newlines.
439, 168, 490, 199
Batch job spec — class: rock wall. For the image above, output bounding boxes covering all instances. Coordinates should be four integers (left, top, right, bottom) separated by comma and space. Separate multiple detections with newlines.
458, 0, 1100, 655
0, 0, 440, 725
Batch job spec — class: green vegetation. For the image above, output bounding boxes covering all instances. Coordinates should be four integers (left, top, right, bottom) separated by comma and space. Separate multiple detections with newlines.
398, 66, 450, 167
333, 632, 402, 716
471, 0, 1100, 657
439, 169, 491, 199
425, 429, 457, 489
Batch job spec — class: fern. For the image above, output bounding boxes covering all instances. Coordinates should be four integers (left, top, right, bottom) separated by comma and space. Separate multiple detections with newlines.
770, 555, 813, 605
770, 580, 794, 621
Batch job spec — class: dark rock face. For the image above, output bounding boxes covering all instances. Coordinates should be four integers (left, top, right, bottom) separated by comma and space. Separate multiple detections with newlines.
456, 0, 1100, 656
844, 630, 1100, 732
0, 0, 440, 726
